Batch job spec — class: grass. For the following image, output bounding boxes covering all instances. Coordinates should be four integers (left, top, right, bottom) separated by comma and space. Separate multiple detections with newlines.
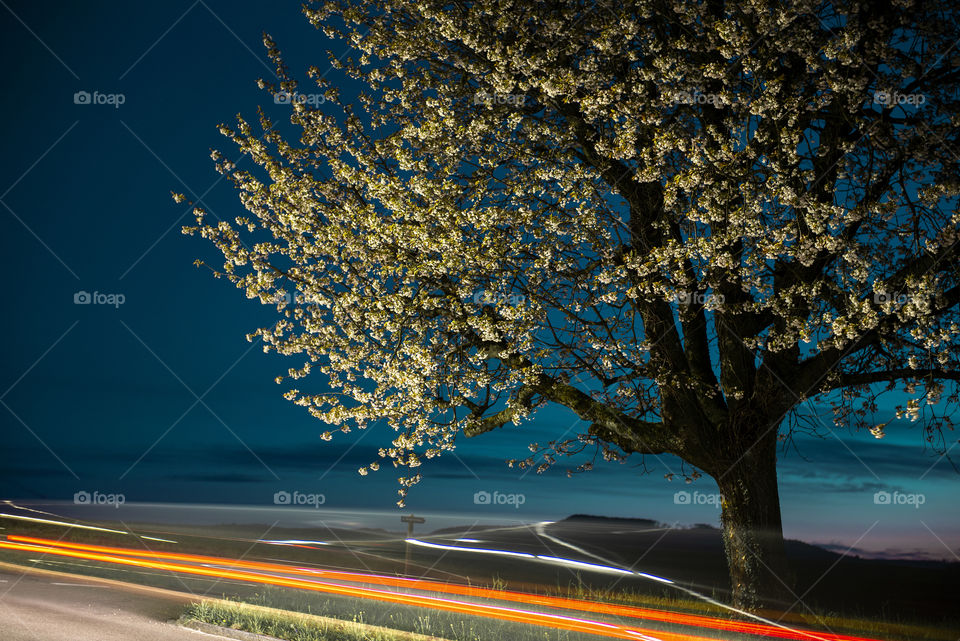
184, 581, 960, 641
181, 599, 444, 641
559, 579, 958, 641
188, 585, 591, 641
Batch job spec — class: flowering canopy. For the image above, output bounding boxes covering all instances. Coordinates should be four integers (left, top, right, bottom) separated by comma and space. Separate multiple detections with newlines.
184, 0, 960, 505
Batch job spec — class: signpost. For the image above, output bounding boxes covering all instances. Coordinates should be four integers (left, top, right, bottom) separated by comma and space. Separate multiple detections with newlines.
401, 513, 425, 575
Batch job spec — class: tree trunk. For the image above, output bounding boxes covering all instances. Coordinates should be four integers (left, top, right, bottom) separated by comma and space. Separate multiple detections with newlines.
714, 433, 794, 612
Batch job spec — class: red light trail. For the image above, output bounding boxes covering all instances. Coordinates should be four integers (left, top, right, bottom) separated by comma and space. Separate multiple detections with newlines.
2, 535, 883, 641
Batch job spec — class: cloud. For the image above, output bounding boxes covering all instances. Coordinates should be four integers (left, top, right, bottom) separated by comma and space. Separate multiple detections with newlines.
812, 541, 958, 561
778, 433, 957, 483
780, 476, 888, 495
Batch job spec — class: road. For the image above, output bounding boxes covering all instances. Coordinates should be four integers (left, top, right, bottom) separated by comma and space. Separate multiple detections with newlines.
0, 564, 231, 641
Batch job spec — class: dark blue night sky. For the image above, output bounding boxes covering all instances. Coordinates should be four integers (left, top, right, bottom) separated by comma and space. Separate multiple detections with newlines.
1, 1, 956, 560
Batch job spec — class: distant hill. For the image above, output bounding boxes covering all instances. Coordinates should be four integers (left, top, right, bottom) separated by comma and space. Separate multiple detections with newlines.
562, 514, 663, 527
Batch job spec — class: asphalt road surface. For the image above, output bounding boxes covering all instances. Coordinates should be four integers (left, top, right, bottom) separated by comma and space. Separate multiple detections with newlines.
0, 565, 233, 641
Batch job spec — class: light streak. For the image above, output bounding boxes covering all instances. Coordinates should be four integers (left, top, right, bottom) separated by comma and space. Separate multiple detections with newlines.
0, 538, 708, 641
534, 554, 636, 575
4, 535, 886, 641
0, 513, 128, 535
406, 538, 537, 559
0, 514, 177, 544
407, 538, 669, 580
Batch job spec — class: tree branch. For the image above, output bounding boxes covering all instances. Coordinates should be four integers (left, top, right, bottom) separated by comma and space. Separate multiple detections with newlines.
824, 368, 960, 390
464, 361, 675, 455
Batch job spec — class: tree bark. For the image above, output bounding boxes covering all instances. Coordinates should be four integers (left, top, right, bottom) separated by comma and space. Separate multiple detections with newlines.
713, 432, 794, 612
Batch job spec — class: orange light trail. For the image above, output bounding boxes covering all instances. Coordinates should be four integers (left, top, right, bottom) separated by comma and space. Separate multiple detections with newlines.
0, 538, 712, 641
4, 535, 883, 641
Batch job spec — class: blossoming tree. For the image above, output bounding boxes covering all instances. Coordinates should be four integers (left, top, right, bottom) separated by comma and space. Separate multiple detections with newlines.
183, 0, 960, 610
